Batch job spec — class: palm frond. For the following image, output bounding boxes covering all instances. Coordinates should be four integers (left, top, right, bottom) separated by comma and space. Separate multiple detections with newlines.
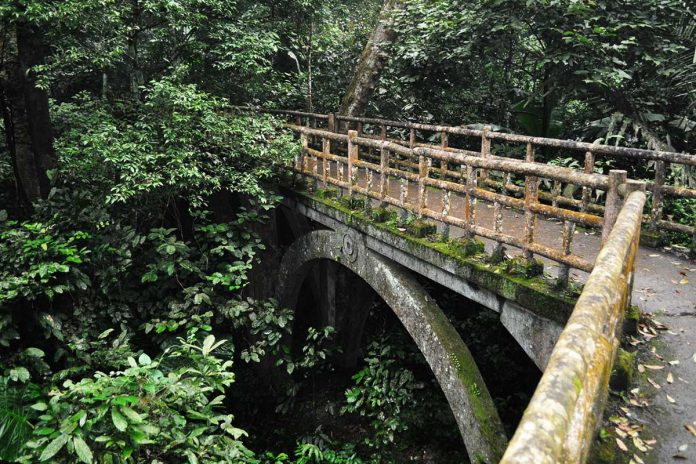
0, 378, 39, 461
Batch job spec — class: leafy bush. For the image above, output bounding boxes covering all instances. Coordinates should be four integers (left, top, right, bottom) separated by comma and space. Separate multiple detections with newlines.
341, 342, 419, 451
19, 330, 253, 464
52, 81, 296, 209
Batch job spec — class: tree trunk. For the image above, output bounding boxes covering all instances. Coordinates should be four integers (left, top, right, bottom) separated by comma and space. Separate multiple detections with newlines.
339, 0, 400, 117
128, 0, 145, 101
0, 20, 56, 210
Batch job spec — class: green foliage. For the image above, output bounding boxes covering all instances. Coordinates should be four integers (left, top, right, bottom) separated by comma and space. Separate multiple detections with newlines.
0, 377, 41, 461
341, 341, 418, 451
0, 220, 88, 305
52, 82, 295, 208
19, 330, 253, 463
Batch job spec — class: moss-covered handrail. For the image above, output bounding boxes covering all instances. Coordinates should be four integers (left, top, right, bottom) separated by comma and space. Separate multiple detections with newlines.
500, 189, 646, 464
232, 105, 695, 250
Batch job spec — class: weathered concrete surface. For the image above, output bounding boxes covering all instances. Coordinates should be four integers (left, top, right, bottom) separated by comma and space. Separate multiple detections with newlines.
276, 229, 508, 463
630, 251, 696, 462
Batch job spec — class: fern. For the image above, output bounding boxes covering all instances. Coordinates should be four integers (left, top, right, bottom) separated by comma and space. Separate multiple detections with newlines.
0, 377, 39, 461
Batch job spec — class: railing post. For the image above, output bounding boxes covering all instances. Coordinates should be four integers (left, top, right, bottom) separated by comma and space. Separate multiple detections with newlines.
296, 114, 302, 126
582, 151, 595, 211
441, 130, 449, 175
523, 143, 538, 261
417, 153, 429, 217
347, 130, 358, 197
650, 160, 665, 232
322, 136, 330, 188
327, 113, 336, 133
380, 124, 387, 140
557, 221, 575, 288
480, 125, 491, 181
464, 164, 477, 239
379, 145, 388, 206
298, 133, 307, 172
441, 191, 451, 239
409, 128, 416, 148
602, 170, 628, 244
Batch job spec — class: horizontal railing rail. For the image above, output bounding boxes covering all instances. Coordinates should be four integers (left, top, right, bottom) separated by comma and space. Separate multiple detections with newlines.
285, 124, 643, 285
500, 188, 646, 463
232, 106, 695, 251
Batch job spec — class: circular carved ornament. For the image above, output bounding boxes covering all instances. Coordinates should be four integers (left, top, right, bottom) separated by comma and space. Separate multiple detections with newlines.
342, 232, 359, 263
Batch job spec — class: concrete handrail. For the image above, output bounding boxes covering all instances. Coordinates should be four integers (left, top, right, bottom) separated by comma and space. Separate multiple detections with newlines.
236, 105, 694, 249
500, 189, 646, 463
286, 124, 639, 280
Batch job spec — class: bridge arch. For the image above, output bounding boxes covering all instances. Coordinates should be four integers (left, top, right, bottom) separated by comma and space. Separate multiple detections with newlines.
277, 228, 508, 463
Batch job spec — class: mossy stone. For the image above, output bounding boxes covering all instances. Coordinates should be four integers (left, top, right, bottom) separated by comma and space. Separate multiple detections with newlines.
316, 187, 338, 200
589, 435, 618, 464
610, 348, 636, 391
406, 218, 437, 238
640, 227, 664, 249
488, 245, 507, 264
450, 237, 486, 257
505, 256, 544, 278
623, 305, 640, 336
338, 195, 366, 210
371, 207, 392, 223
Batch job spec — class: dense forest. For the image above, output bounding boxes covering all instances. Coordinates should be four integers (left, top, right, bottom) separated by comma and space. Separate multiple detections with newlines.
0, 0, 694, 462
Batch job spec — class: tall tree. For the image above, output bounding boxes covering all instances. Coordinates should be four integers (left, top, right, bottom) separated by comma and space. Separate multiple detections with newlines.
339, 0, 401, 117
0, 16, 56, 209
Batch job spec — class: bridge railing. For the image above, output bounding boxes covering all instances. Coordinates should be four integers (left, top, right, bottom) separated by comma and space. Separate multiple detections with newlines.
500, 188, 646, 463
285, 122, 648, 462
286, 124, 643, 287
233, 106, 695, 253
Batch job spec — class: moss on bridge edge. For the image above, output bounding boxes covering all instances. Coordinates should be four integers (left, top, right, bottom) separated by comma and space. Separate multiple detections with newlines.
291, 187, 577, 324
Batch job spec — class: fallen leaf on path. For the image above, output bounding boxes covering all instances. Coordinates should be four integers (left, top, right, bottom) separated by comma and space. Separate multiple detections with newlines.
667, 372, 674, 383
666, 394, 676, 403
633, 454, 644, 464
678, 444, 688, 452
649, 254, 660, 257
638, 364, 646, 373
616, 437, 629, 452
644, 364, 664, 370
669, 359, 680, 365
686, 424, 696, 437
647, 378, 661, 389
679, 278, 689, 285
633, 438, 648, 453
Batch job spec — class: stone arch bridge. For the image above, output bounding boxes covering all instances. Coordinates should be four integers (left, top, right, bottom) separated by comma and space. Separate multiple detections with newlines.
242, 107, 696, 463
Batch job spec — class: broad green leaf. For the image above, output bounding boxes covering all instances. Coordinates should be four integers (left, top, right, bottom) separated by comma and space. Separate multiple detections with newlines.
73, 436, 93, 464
111, 407, 128, 432
120, 406, 143, 424
39, 434, 68, 461
24, 347, 45, 358
31, 402, 48, 411
138, 353, 151, 366
202, 334, 215, 355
